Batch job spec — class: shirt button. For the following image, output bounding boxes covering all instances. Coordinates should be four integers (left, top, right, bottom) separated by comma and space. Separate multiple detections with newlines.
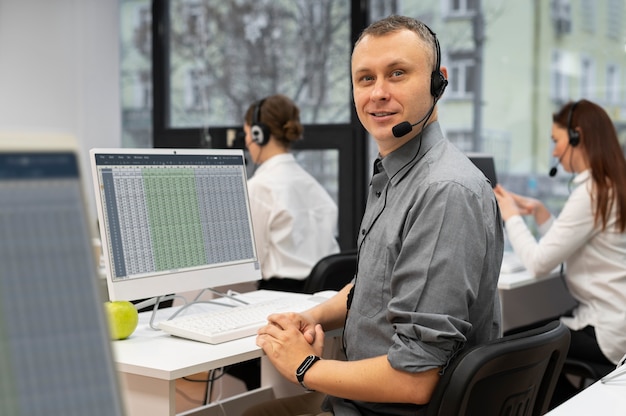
376, 191, 381, 197
361, 229, 366, 235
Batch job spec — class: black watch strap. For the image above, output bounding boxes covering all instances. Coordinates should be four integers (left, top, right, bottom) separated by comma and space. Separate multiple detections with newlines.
295, 355, 321, 391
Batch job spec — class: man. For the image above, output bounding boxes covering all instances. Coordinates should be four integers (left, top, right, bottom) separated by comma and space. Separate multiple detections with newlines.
249, 15, 503, 416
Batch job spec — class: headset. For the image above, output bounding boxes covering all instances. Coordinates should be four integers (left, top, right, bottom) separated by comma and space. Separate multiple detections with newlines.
250, 98, 271, 146
567, 100, 580, 147
391, 24, 448, 138
425, 25, 447, 100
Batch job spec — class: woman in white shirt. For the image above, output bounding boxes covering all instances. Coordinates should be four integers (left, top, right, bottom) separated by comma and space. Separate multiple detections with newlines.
226, 94, 341, 391
495, 99, 626, 371
243, 94, 340, 293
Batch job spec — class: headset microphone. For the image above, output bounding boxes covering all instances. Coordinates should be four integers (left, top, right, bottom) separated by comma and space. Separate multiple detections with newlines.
392, 108, 435, 138
549, 158, 561, 177
550, 101, 580, 177
549, 142, 571, 177
392, 121, 413, 138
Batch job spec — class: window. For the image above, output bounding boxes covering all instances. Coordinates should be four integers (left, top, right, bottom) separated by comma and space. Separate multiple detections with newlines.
445, 0, 478, 17
128, 0, 626, 252
580, 0, 597, 33
182, 1, 206, 37
551, 50, 570, 103
184, 68, 208, 111
166, 0, 351, 128
447, 51, 475, 98
120, 0, 152, 148
606, 0, 624, 39
151, 0, 364, 251
551, 0, 572, 34
606, 64, 620, 104
580, 56, 595, 100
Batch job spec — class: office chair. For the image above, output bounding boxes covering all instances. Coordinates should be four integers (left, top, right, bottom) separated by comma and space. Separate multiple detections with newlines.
426, 320, 571, 416
560, 357, 615, 390
302, 250, 357, 294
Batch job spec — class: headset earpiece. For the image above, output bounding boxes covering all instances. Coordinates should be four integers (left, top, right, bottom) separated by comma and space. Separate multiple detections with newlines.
426, 26, 448, 99
430, 70, 447, 99
567, 101, 580, 147
251, 99, 271, 146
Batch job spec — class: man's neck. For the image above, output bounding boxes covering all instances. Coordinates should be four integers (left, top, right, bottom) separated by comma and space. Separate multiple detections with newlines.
377, 118, 437, 157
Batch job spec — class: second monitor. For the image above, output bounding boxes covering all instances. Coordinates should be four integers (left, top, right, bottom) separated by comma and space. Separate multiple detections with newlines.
467, 153, 498, 188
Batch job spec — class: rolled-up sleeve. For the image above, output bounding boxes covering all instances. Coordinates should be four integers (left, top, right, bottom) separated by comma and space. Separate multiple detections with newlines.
387, 181, 489, 372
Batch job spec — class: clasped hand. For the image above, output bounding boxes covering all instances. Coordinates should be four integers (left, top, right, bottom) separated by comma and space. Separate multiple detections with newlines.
494, 184, 541, 220
256, 311, 325, 384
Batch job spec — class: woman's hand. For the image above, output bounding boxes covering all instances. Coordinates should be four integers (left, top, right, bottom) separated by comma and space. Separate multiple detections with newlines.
494, 185, 522, 220
494, 185, 550, 224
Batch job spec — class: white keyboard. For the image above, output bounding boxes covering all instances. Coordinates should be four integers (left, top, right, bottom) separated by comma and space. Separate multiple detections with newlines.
158, 296, 320, 344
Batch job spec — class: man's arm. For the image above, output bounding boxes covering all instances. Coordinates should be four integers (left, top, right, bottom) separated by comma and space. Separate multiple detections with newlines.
257, 287, 441, 407
302, 355, 440, 405
306, 283, 353, 331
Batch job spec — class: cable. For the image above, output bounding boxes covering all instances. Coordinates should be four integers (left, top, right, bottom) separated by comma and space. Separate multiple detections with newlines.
176, 367, 229, 410
344, 97, 439, 353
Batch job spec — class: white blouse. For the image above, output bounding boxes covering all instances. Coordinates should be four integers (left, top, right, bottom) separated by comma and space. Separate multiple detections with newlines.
247, 153, 340, 281
505, 170, 626, 364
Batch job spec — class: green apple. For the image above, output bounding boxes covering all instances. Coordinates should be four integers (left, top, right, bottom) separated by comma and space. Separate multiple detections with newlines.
104, 300, 139, 340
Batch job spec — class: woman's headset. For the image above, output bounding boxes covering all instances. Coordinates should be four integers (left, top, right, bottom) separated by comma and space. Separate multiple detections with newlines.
250, 98, 271, 146
567, 100, 580, 147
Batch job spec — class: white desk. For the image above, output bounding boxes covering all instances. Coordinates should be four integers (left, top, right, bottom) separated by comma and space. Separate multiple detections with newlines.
114, 262, 578, 415
113, 290, 324, 416
498, 256, 578, 333
545, 366, 626, 415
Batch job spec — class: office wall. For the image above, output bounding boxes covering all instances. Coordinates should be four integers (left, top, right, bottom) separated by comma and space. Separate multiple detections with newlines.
0, 0, 121, 227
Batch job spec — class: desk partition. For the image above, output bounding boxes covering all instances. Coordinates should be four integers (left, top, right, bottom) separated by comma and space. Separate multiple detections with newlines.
498, 268, 577, 333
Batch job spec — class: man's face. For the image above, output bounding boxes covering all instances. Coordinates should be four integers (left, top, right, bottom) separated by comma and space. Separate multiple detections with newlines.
351, 30, 435, 154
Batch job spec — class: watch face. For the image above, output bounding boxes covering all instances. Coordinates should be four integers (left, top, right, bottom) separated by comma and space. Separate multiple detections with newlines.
296, 355, 320, 391
297, 355, 316, 374
296, 355, 320, 378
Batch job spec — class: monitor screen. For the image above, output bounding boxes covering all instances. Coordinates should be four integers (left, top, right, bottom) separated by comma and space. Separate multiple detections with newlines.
89, 148, 261, 302
0, 134, 125, 416
466, 153, 498, 188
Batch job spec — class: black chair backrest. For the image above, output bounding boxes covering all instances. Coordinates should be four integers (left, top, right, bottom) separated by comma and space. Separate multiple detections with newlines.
561, 357, 615, 390
302, 250, 357, 294
426, 320, 571, 416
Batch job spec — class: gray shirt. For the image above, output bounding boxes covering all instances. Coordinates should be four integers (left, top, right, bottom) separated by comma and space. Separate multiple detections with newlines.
326, 122, 503, 416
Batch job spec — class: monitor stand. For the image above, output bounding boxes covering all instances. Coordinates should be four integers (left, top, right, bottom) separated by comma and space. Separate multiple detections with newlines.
139, 288, 251, 330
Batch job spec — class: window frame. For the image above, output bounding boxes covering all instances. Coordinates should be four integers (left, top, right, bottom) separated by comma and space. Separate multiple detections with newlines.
443, 0, 478, 18
447, 50, 476, 99
151, 0, 368, 251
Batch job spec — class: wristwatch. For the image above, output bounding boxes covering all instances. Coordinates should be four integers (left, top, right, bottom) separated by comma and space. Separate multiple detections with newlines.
296, 355, 321, 391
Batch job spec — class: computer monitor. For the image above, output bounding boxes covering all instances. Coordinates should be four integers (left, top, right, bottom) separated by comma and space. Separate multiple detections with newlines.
89, 148, 261, 302
467, 153, 498, 188
0, 133, 125, 415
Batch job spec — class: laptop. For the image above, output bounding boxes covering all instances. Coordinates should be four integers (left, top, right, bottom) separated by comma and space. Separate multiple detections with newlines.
467, 153, 498, 188
0, 133, 125, 416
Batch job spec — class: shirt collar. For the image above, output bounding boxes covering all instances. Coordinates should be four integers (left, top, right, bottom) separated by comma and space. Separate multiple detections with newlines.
573, 169, 591, 186
255, 153, 295, 174
378, 121, 444, 185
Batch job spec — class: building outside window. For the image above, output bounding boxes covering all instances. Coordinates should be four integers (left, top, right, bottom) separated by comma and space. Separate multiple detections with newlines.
120, 0, 626, 241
